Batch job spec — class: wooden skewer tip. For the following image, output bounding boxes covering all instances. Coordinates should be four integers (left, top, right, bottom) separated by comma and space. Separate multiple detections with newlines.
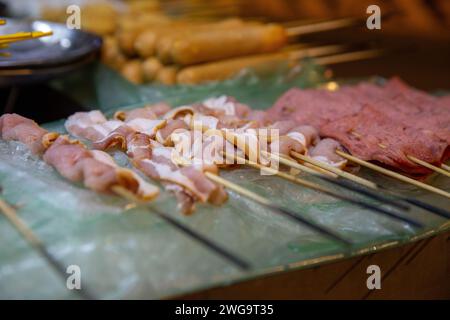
336, 150, 450, 200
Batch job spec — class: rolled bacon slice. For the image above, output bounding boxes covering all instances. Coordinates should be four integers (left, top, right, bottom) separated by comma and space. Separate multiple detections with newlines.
287, 125, 320, 148
126, 118, 167, 138
136, 145, 226, 203
0, 113, 57, 155
65, 111, 123, 142
89, 150, 160, 200
202, 95, 251, 118
308, 138, 348, 169
114, 103, 171, 121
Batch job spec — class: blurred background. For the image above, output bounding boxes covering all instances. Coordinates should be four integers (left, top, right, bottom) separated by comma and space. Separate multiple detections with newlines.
1, 0, 450, 121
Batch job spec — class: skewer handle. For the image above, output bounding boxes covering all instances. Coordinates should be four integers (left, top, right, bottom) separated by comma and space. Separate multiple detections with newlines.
336, 151, 450, 200
407, 155, 450, 178
286, 17, 359, 37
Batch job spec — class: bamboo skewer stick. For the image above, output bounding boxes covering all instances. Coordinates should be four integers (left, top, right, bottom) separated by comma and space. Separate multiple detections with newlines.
230, 154, 422, 228
176, 44, 349, 85
286, 17, 360, 37
336, 150, 450, 200
315, 49, 386, 66
290, 151, 378, 189
204, 171, 352, 246
441, 163, 450, 172
261, 150, 329, 177
406, 155, 450, 178
303, 162, 339, 178
0, 197, 94, 299
287, 44, 348, 60
391, 194, 450, 219
261, 150, 450, 219
261, 150, 410, 211
284, 153, 450, 218
111, 186, 251, 270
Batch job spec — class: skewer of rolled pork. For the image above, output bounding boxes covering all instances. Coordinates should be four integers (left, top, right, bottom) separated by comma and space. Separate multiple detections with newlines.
196, 101, 351, 170
113, 103, 247, 168
101, 36, 127, 71
121, 59, 175, 85
0, 113, 159, 200
65, 110, 228, 214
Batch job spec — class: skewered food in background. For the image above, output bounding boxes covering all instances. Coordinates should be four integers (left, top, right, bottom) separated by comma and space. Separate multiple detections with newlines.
176, 44, 344, 85
134, 18, 246, 59
176, 50, 298, 85
0, 111, 250, 272
101, 17, 277, 84
38, 0, 372, 85
65, 108, 229, 214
